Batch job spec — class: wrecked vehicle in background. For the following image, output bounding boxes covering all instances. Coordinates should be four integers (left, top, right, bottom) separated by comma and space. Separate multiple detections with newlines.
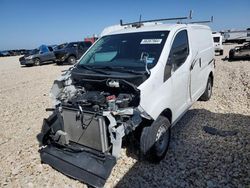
229, 42, 250, 60
19, 45, 56, 66
37, 16, 215, 187
54, 41, 92, 65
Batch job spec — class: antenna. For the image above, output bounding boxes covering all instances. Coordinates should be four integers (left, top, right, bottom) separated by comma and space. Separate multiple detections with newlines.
189, 16, 214, 24
120, 10, 193, 27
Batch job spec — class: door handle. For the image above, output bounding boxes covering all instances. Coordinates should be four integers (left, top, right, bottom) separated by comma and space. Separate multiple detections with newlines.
190, 59, 197, 70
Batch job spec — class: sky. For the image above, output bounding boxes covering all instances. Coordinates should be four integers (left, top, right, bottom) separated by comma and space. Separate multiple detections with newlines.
0, 0, 250, 50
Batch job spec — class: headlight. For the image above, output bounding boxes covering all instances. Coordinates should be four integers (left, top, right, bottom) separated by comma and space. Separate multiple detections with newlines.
25, 56, 32, 60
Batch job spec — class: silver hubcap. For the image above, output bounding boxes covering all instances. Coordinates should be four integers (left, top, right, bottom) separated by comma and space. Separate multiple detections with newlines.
35, 60, 39, 65
207, 82, 212, 97
69, 57, 75, 63
155, 125, 169, 156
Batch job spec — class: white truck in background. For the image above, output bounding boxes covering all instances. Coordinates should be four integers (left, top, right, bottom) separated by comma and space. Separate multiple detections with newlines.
221, 29, 250, 44
212, 32, 224, 55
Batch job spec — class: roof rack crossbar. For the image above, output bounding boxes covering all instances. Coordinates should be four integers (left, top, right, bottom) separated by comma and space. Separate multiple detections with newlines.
189, 16, 213, 24
120, 10, 193, 26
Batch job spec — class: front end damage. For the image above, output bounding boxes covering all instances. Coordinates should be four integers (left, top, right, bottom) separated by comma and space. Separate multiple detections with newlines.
37, 70, 148, 187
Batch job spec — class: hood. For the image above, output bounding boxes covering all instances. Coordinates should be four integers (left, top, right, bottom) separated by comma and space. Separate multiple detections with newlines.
71, 66, 149, 87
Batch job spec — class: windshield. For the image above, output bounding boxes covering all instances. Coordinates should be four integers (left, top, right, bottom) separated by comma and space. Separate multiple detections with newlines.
29, 49, 39, 55
78, 31, 169, 71
39, 45, 49, 53
56, 43, 68, 50
66, 42, 78, 48
213, 37, 220, 43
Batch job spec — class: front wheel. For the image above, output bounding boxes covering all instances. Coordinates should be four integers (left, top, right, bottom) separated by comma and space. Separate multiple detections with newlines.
33, 58, 41, 66
140, 116, 171, 163
67, 56, 76, 65
220, 50, 223, 56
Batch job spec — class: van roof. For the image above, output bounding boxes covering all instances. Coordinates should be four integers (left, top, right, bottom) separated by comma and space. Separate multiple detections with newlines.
212, 33, 222, 37
101, 23, 211, 36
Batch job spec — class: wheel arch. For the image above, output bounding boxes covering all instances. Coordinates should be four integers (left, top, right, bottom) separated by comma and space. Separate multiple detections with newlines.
33, 57, 41, 61
67, 54, 77, 59
160, 108, 172, 124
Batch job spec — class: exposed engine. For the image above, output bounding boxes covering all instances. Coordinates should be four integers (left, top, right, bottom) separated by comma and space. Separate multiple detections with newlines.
65, 91, 134, 111
53, 76, 140, 113
43, 73, 142, 158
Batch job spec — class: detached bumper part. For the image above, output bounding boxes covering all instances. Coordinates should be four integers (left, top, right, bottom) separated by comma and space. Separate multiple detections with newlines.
40, 146, 116, 188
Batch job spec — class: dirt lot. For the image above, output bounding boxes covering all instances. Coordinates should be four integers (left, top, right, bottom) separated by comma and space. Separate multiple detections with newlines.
0, 45, 249, 188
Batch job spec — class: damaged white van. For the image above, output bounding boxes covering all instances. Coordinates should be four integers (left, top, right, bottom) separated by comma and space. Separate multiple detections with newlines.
38, 19, 215, 187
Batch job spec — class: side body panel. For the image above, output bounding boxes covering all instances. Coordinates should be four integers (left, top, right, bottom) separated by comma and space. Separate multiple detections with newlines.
189, 26, 215, 101
139, 25, 214, 123
138, 26, 191, 122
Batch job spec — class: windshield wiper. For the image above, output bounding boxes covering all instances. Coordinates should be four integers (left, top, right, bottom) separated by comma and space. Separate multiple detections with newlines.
79, 65, 110, 75
95, 66, 144, 75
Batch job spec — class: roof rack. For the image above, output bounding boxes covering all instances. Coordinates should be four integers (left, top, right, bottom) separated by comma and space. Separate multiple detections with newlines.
120, 10, 193, 27
189, 16, 214, 24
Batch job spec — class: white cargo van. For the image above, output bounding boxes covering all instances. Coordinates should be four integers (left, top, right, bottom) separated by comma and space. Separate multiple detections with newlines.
38, 18, 215, 187
212, 32, 224, 55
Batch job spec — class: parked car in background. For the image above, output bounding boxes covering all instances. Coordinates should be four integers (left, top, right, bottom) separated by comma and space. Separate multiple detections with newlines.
212, 32, 223, 55
54, 41, 92, 65
0, 51, 11, 57
229, 42, 250, 60
19, 45, 56, 66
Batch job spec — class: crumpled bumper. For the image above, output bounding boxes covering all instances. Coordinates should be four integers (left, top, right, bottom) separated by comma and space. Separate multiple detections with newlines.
38, 110, 116, 187
39, 146, 116, 188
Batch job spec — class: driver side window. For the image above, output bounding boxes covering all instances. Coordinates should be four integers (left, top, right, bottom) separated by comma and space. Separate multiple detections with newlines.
164, 30, 189, 82
168, 30, 189, 70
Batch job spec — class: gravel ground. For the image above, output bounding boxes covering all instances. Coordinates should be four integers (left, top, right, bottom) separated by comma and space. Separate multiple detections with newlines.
0, 45, 249, 188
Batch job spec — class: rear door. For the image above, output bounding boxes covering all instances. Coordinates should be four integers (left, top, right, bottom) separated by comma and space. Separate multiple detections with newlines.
47, 46, 56, 61
39, 46, 55, 62
190, 56, 202, 101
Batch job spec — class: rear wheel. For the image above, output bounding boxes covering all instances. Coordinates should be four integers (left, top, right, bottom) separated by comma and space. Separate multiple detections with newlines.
33, 58, 41, 66
200, 77, 212, 101
140, 116, 171, 163
67, 56, 76, 65
229, 50, 235, 60
220, 50, 223, 56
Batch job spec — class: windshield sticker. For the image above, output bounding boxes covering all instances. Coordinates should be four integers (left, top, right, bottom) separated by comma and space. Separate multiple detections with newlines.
141, 39, 162, 44
146, 58, 155, 64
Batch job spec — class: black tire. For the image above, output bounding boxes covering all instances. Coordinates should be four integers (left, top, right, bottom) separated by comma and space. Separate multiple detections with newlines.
140, 116, 171, 163
200, 77, 212, 101
67, 56, 76, 65
56, 61, 63, 65
229, 49, 235, 61
220, 50, 223, 56
33, 58, 41, 66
